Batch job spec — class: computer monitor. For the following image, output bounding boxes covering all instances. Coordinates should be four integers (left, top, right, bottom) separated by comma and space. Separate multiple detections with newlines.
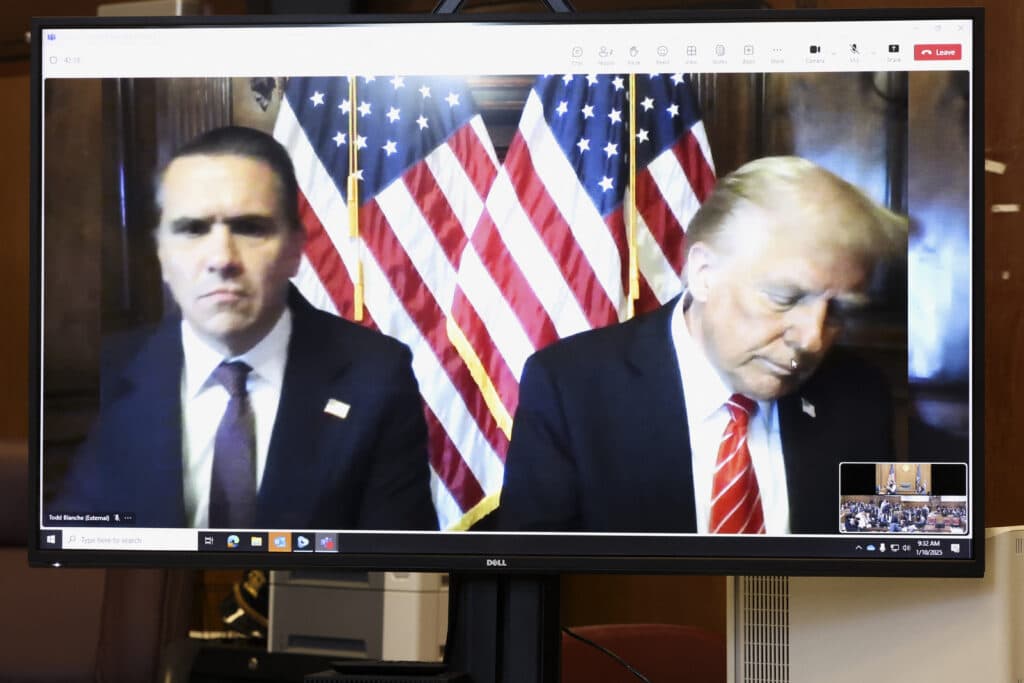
30, 6, 982, 680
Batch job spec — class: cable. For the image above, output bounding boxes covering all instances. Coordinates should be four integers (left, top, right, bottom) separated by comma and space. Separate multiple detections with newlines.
561, 626, 653, 683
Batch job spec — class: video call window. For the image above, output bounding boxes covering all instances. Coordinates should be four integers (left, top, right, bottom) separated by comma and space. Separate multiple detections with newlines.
34, 17, 978, 570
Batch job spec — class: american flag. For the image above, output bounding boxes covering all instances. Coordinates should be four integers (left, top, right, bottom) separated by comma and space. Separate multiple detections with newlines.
274, 75, 505, 529
274, 72, 715, 529
450, 72, 715, 476
887, 463, 897, 491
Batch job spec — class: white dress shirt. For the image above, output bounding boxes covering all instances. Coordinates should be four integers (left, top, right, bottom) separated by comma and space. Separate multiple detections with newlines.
180, 311, 292, 528
670, 296, 791, 535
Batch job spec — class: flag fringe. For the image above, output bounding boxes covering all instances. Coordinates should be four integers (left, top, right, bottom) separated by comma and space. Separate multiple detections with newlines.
446, 316, 513, 441
448, 492, 501, 531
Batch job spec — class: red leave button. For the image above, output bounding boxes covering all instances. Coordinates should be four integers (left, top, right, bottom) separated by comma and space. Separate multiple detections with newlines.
914, 44, 962, 60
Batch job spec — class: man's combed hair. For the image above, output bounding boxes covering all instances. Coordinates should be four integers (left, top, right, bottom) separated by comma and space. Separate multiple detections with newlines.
686, 155, 908, 269
155, 125, 302, 231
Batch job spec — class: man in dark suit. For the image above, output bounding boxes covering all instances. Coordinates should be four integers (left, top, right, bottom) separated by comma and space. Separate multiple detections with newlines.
496, 156, 906, 534
50, 126, 437, 531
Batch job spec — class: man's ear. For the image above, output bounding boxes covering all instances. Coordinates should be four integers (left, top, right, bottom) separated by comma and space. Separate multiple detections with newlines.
285, 226, 306, 277
685, 241, 717, 304
153, 227, 171, 285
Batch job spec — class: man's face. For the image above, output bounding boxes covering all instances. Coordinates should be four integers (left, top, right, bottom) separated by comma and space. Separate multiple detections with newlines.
155, 154, 303, 357
686, 205, 870, 401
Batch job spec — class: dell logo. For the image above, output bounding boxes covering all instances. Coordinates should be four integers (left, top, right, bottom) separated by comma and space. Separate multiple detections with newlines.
486, 558, 508, 567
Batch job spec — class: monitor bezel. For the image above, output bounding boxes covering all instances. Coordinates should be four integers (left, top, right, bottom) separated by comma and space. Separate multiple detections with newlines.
29, 7, 985, 577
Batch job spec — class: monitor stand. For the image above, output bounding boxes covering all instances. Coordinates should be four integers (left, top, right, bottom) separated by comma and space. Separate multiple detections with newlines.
307, 573, 561, 683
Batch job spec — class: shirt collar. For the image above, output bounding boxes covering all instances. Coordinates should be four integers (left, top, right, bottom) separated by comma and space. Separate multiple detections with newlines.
671, 293, 773, 428
181, 308, 292, 399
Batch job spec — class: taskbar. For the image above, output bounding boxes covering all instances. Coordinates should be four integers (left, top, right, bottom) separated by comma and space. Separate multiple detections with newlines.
37, 527, 975, 562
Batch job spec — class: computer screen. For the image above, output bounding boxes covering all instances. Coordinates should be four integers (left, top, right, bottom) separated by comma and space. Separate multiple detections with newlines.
31, 8, 982, 576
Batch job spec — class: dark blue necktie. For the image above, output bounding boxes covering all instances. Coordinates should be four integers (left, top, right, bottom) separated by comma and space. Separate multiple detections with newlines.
208, 361, 256, 528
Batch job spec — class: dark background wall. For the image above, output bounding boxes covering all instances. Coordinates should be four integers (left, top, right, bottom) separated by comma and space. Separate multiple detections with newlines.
4, 0, 1020, 636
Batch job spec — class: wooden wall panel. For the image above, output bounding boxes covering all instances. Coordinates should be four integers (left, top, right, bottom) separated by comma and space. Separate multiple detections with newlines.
0, 74, 30, 439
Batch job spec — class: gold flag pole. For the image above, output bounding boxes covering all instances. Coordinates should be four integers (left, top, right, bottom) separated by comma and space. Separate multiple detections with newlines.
347, 76, 364, 322
627, 72, 639, 319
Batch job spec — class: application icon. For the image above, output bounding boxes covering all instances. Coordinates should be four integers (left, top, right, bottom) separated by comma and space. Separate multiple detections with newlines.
657, 45, 669, 57
294, 534, 312, 551
714, 44, 725, 57
203, 535, 215, 546
686, 45, 696, 57
629, 46, 639, 58
226, 534, 240, 549
268, 532, 291, 552
951, 543, 961, 553
888, 44, 900, 53
809, 45, 821, 54
866, 544, 876, 552
849, 43, 859, 54
45, 533, 57, 545
250, 536, 263, 548
743, 44, 754, 56
316, 533, 338, 553
571, 45, 582, 58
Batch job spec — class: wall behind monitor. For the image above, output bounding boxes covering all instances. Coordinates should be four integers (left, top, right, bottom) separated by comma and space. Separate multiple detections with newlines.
3, 0, 1021, 640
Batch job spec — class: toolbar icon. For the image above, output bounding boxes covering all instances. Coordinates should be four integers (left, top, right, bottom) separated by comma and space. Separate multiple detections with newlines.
269, 532, 291, 552
316, 533, 338, 553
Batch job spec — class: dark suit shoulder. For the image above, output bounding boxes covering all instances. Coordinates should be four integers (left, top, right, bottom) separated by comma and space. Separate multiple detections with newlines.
306, 304, 410, 357
806, 346, 891, 398
98, 320, 180, 400
527, 300, 674, 376
288, 290, 414, 373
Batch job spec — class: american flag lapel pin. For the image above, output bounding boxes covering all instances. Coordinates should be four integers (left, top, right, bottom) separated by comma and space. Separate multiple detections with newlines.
324, 398, 351, 420
801, 397, 816, 418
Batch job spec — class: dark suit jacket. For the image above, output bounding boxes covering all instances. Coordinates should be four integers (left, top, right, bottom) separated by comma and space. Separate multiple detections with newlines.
50, 287, 438, 531
496, 297, 893, 534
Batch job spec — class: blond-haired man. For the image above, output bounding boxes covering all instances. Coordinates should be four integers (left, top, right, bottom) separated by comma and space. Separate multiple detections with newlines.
497, 156, 907, 535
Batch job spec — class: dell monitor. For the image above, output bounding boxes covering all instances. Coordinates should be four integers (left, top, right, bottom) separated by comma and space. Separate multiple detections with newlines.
30, 7, 982, 681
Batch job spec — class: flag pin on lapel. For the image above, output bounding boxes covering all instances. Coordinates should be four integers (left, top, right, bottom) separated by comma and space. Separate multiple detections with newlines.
801, 397, 816, 418
324, 398, 351, 420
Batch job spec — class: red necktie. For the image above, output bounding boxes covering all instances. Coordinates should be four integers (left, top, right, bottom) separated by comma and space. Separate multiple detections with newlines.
709, 394, 765, 534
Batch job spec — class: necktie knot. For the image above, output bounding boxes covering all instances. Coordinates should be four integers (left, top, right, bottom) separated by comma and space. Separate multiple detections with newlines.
212, 361, 252, 398
725, 393, 757, 425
